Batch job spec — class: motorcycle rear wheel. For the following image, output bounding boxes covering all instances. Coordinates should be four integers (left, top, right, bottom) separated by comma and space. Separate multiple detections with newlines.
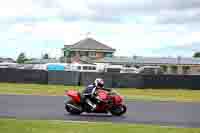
110, 105, 127, 116
65, 100, 82, 115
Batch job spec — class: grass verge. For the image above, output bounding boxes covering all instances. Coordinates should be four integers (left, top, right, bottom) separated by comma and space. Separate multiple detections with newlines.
0, 118, 200, 133
0, 83, 200, 102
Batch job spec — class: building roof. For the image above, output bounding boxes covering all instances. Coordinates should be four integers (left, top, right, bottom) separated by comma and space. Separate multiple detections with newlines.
25, 58, 59, 64
95, 56, 200, 65
0, 57, 15, 63
64, 38, 115, 52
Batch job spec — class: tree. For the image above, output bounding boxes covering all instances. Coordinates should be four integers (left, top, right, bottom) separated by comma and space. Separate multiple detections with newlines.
193, 52, 200, 58
16, 52, 27, 64
42, 53, 49, 59
160, 65, 168, 72
171, 65, 178, 74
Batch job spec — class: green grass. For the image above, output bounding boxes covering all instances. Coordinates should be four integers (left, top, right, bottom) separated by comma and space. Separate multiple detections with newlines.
0, 119, 199, 133
0, 83, 82, 96
0, 82, 200, 102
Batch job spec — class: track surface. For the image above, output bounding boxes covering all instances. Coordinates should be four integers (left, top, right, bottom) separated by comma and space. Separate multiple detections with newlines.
0, 95, 200, 128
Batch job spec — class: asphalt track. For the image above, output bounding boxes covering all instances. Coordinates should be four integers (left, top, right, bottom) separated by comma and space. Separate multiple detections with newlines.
0, 95, 200, 128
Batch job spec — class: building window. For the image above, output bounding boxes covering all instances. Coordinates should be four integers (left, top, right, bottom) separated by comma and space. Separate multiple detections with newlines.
85, 52, 89, 56
88, 66, 92, 70
81, 66, 96, 70
89, 52, 96, 57
77, 66, 81, 70
63, 48, 71, 57
70, 52, 76, 57
105, 52, 113, 57
80, 51, 87, 57
182, 66, 190, 74
83, 66, 88, 70
171, 65, 178, 74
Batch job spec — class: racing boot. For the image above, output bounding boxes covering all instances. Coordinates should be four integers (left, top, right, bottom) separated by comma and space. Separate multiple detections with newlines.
86, 99, 96, 111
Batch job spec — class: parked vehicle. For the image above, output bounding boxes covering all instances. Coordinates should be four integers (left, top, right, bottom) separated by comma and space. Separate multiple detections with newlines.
0, 62, 17, 68
120, 67, 139, 73
137, 66, 163, 74
104, 65, 123, 72
71, 63, 98, 72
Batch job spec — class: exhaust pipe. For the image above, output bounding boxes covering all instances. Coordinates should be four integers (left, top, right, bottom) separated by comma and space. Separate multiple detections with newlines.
66, 104, 82, 112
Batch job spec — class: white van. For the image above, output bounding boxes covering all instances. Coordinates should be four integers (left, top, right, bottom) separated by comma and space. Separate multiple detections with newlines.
71, 63, 98, 72
137, 66, 163, 74
0, 62, 17, 68
120, 67, 139, 73
104, 65, 123, 73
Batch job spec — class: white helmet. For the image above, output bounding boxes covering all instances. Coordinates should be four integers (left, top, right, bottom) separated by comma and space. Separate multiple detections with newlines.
94, 78, 104, 88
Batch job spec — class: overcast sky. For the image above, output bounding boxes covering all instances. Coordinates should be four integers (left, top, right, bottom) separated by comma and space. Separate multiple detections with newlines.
0, 0, 200, 59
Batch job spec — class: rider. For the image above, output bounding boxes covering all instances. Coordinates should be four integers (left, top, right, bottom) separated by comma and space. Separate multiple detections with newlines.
82, 78, 108, 111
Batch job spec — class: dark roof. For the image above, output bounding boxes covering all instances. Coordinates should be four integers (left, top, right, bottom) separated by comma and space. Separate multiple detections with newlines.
64, 38, 115, 52
0, 57, 15, 63
96, 56, 200, 65
25, 58, 59, 64
64, 45, 73, 49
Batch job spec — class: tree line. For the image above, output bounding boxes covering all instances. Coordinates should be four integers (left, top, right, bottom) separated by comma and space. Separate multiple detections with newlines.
16, 52, 50, 64
16, 51, 200, 64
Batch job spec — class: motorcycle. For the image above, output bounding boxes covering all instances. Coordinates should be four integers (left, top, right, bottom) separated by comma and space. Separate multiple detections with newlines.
64, 88, 127, 116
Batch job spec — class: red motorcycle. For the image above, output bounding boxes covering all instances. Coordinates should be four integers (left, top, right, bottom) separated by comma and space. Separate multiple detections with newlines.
64, 89, 127, 116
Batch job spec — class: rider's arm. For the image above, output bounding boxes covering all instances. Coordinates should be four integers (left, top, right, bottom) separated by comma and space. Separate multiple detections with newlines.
91, 86, 97, 97
82, 85, 93, 95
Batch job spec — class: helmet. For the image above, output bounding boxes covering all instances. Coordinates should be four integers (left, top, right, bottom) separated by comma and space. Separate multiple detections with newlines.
94, 78, 104, 88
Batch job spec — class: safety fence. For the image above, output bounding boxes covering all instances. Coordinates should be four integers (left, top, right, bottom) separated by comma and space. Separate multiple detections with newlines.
0, 68, 200, 89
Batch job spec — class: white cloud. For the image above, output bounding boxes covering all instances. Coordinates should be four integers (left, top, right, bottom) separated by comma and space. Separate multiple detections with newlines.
0, 0, 200, 58
11, 21, 88, 43
13, 24, 35, 33
4, 19, 200, 57
0, 0, 33, 17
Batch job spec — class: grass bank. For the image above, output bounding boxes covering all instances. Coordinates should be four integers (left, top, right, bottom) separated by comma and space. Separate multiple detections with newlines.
0, 83, 200, 102
0, 119, 199, 133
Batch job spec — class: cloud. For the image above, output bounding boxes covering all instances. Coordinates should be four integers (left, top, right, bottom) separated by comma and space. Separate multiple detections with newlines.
152, 42, 200, 57
1, 0, 200, 24
2, 19, 200, 58
157, 9, 200, 24
1, 0, 200, 58
0, 33, 64, 59
87, 0, 200, 13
